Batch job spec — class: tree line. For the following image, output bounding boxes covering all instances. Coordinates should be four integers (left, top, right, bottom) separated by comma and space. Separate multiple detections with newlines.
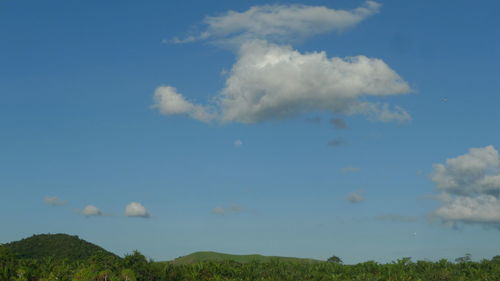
2, 245, 500, 281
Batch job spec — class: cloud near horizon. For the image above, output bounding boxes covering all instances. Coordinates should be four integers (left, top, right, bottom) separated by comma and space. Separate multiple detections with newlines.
125, 202, 150, 218
81, 205, 102, 217
430, 146, 500, 228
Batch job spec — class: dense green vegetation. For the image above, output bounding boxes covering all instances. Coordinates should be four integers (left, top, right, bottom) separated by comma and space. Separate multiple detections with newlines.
2, 234, 500, 281
4, 234, 119, 261
170, 251, 320, 265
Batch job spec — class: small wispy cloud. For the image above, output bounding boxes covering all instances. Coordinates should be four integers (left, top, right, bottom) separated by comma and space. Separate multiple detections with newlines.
330, 118, 348, 129
328, 137, 346, 147
170, 1, 381, 47
43, 196, 67, 206
125, 202, 150, 218
347, 191, 364, 203
212, 204, 242, 216
234, 139, 243, 147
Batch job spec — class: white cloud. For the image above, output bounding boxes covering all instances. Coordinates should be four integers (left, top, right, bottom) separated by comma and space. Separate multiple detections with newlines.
431, 145, 500, 196
172, 1, 381, 47
152, 86, 214, 123
212, 205, 242, 216
234, 139, 243, 147
82, 205, 102, 217
434, 195, 500, 225
212, 207, 226, 216
220, 40, 410, 123
347, 191, 364, 203
43, 196, 67, 206
155, 2, 412, 125
430, 146, 500, 227
154, 40, 411, 124
125, 202, 150, 218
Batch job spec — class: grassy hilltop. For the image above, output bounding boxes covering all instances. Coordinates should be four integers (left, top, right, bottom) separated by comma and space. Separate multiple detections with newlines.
169, 251, 321, 265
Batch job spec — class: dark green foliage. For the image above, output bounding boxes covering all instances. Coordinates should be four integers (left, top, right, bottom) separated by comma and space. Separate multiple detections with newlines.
0, 245, 17, 281
455, 253, 472, 263
3, 253, 500, 281
4, 234, 119, 261
2, 235, 500, 280
327, 255, 343, 264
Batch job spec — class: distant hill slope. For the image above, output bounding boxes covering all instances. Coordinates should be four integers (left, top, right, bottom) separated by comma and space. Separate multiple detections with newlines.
170, 251, 322, 265
4, 233, 120, 261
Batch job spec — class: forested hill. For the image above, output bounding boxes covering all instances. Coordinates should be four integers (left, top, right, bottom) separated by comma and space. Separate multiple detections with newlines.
3, 233, 120, 261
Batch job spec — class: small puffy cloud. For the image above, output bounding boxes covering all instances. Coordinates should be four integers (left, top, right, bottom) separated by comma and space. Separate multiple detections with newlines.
330, 118, 347, 129
229, 205, 241, 212
212, 207, 226, 216
125, 202, 150, 218
430, 146, 500, 227
328, 137, 346, 147
212, 204, 242, 216
347, 191, 364, 203
154, 40, 411, 124
375, 214, 419, 223
43, 196, 67, 206
82, 205, 102, 217
234, 139, 243, 147
341, 166, 360, 173
172, 1, 381, 47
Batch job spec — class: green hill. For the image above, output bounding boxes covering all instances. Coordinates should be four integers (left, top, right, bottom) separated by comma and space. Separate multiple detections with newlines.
170, 251, 321, 265
4, 233, 120, 261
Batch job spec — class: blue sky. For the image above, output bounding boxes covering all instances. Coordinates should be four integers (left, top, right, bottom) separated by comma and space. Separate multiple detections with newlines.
1, 0, 500, 264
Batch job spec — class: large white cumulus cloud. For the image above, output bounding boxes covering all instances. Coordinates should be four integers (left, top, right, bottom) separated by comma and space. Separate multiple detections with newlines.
219, 40, 410, 123
430, 146, 500, 227
155, 1, 412, 124
154, 41, 411, 123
